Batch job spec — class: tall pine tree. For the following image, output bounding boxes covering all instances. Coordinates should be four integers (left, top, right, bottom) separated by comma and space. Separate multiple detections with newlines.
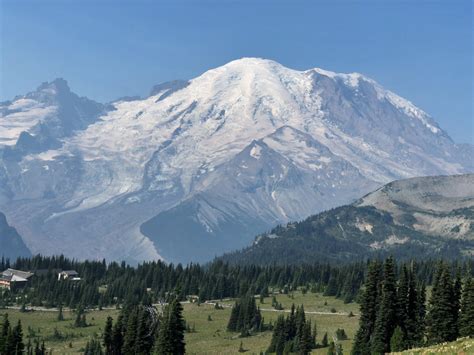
103, 316, 113, 355
426, 263, 458, 344
155, 299, 185, 355
351, 261, 382, 355
371, 257, 398, 354
122, 307, 139, 354
459, 276, 474, 337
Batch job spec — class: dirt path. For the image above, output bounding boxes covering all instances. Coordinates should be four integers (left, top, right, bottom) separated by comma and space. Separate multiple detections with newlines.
204, 301, 357, 316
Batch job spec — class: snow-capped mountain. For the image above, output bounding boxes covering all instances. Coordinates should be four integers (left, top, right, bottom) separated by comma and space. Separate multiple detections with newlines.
0, 58, 472, 263
0, 78, 108, 158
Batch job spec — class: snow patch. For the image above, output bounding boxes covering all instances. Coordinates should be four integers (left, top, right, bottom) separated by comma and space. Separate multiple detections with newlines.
250, 144, 262, 159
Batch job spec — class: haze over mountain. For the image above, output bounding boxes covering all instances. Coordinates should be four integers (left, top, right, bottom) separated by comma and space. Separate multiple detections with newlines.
0, 212, 31, 260
0, 58, 472, 263
221, 174, 474, 265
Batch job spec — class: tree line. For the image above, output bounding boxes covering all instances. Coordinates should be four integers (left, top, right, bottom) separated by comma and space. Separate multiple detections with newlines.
2, 255, 472, 310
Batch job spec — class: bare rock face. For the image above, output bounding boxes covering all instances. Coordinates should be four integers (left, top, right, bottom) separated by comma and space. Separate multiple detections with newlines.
0, 212, 31, 260
358, 174, 474, 241
0, 58, 472, 263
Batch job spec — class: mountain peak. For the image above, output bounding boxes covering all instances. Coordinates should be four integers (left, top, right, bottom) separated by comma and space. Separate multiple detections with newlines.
37, 78, 71, 95
217, 57, 364, 82
206, 57, 294, 79
223, 57, 282, 67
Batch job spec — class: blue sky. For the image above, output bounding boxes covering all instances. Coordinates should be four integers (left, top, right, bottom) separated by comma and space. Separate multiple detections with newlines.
1, 0, 472, 143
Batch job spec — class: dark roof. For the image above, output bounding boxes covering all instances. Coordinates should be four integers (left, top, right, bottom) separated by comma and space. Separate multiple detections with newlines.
33, 269, 62, 276
61, 270, 79, 275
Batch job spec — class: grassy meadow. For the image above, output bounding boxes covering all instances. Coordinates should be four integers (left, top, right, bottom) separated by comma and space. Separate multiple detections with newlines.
0, 308, 119, 354
392, 337, 474, 355
2, 290, 360, 354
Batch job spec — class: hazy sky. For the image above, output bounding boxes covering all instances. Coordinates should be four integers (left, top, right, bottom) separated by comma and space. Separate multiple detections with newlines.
1, 0, 472, 143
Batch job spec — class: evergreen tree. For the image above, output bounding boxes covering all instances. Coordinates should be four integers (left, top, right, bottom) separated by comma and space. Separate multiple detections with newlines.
287, 304, 297, 340
227, 302, 240, 331
397, 265, 409, 341
299, 322, 313, 355
295, 305, 306, 350
111, 314, 124, 355
75, 307, 88, 328
84, 337, 104, 355
405, 266, 422, 347
371, 257, 398, 354
0, 314, 10, 354
426, 263, 458, 344
169, 299, 186, 354
11, 320, 24, 355
321, 332, 328, 347
351, 261, 382, 355
5, 327, 15, 355
155, 299, 185, 355
390, 326, 405, 352
135, 307, 154, 354
311, 321, 317, 348
103, 316, 113, 354
415, 281, 427, 344
122, 307, 138, 354
335, 328, 348, 341
227, 295, 262, 333
267, 315, 286, 354
459, 277, 474, 337
155, 303, 173, 354
267, 305, 315, 355
324, 274, 339, 296
452, 268, 462, 338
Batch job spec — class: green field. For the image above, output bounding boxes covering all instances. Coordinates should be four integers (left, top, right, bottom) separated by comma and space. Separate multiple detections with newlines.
0, 308, 119, 354
1, 291, 360, 354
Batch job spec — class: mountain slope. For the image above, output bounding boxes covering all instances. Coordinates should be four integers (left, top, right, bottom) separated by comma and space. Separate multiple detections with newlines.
0, 212, 31, 260
359, 173, 474, 240
220, 174, 474, 265
0, 58, 472, 263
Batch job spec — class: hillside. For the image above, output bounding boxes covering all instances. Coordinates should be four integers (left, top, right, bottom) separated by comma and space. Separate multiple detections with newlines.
0, 212, 31, 259
1, 59, 472, 263
221, 174, 474, 264
391, 338, 474, 355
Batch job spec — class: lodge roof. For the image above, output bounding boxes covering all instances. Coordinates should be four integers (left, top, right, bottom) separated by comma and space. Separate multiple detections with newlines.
2, 268, 34, 280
